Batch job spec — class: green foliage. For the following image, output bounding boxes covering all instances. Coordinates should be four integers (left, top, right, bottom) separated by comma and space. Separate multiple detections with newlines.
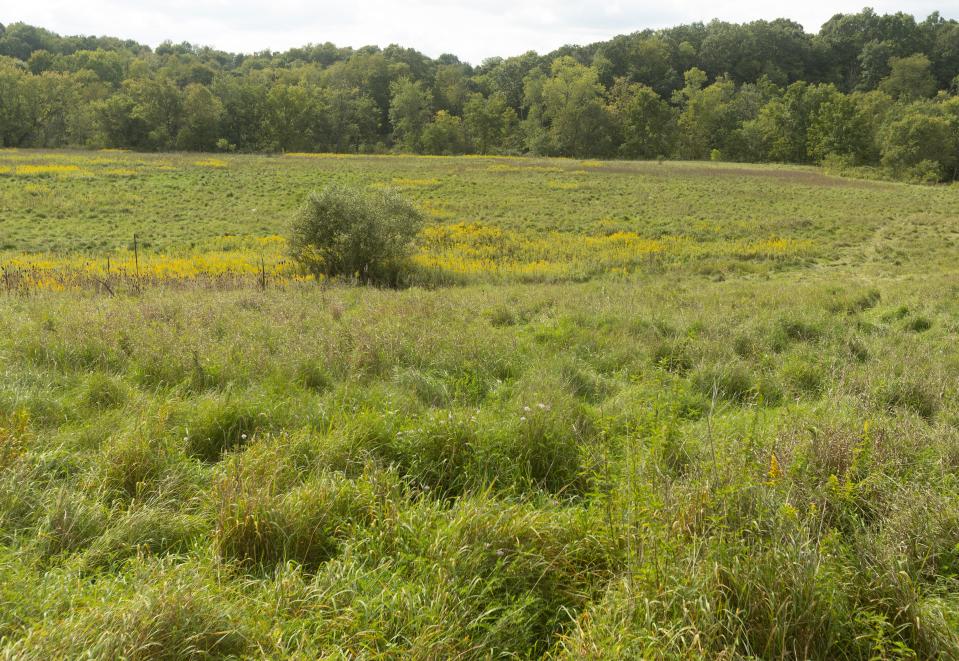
880, 53, 938, 100
880, 105, 959, 181
608, 79, 677, 159
289, 184, 423, 286
175, 83, 223, 151
535, 57, 615, 158
389, 78, 432, 152
420, 110, 469, 155
463, 92, 517, 154
807, 92, 872, 163
752, 82, 837, 163
857, 39, 897, 90
675, 70, 737, 159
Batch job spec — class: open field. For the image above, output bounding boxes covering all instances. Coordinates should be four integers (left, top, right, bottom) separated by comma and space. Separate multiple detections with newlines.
4, 149, 959, 287
2, 151, 959, 657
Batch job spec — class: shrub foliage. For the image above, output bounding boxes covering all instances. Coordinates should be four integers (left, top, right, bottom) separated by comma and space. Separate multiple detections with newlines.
290, 184, 423, 286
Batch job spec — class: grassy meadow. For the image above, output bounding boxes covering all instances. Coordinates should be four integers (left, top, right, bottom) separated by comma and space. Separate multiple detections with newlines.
2, 148, 959, 657
5, 148, 959, 286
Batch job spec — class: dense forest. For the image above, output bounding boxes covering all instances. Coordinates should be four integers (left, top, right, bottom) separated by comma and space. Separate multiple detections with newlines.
2, 9, 959, 180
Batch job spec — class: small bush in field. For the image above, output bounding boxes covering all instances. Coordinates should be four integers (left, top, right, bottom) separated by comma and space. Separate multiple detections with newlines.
290, 184, 423, 286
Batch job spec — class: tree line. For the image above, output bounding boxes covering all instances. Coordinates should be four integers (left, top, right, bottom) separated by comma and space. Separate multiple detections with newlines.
2, 9, 959, 180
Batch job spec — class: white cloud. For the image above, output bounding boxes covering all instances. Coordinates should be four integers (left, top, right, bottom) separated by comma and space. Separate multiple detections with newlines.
4, 0, 956, 64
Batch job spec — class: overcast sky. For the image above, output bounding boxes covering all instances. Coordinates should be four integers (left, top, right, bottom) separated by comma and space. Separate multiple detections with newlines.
5, 1, 957, 64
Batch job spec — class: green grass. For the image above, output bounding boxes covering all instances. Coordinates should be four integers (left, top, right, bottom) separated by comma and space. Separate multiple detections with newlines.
2, 149, 959, 277
2, 149, 959, 657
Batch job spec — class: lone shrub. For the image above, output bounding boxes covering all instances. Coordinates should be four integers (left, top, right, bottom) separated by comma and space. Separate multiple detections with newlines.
290, 184, 423, 286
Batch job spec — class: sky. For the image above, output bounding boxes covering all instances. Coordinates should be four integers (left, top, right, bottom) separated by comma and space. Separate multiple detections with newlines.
4, 1, 958, 64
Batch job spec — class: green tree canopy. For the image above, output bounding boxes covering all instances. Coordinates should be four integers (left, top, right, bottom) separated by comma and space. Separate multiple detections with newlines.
389, 78, 432, 152
880, 54, 938, 99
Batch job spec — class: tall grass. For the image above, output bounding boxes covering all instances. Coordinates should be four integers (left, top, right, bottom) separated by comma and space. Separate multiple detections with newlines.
2, 178, 959, 656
